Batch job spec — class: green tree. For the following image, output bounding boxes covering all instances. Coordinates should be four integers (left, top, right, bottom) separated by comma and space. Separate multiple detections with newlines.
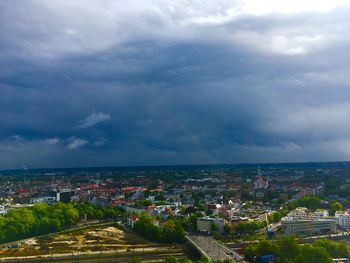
133, 214, 160, 241
244, 245, 258, 262
165, 256, 179, 263
278, 236, 299, 260
196, 257, 210, 263
314, 239, 350, 258
161, 220, 185, 243
129, 255, 141, 263
295, 244, 332, 263
288, 197, 321, 210
256, 240, 279, 258
329, 201, 344, 216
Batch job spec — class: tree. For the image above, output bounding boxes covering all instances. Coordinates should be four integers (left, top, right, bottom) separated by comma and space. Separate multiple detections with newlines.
329, 200, 344, 216
224, 224, 232, 235
233, 221, 264, 235
256, 240, 280, 258
129, 255, 141, 263
0, 202, 119, 243
137, 199, 152, 207
196, 257, 210, 263
165, 256, 179, 263
314, 239, 350, 258
288, 197, 321, 210
133, 214, 160, 241
278, 236, 299, 260
161, 220, 185, 243
244, 245, 258, 262
295, 244, 332, 263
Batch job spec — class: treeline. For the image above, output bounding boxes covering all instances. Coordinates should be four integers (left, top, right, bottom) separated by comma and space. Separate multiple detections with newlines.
244, 236, 350, 263
286, 196, 322, 210
133, 213, 185, 243
0, 202, 120, 243
230, 221, 266, 236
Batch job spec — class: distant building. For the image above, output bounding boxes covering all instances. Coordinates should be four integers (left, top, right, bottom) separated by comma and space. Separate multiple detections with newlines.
281, 217, 336, 236
49, 189, 75, 203
0, 206, 7, 215
30, 196, 56, 205
335, 211, 350, 229
313, 209, 329, 219
254, 176, 268, 190
148, 195, 156, 202
282, 207, 335, 236
287, 207, 328, 220
127, 215, 139, 228
197, 217, 224, 233
290, 182, 324, 197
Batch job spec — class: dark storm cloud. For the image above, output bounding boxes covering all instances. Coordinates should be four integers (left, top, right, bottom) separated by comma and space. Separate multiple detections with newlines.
1, 0, 350, 169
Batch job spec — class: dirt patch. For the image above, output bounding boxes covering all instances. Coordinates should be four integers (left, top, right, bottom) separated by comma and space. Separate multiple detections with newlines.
0, 224, 158, 257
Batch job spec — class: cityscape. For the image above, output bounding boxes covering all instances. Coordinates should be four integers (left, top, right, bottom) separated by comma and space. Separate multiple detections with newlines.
0, 163, 347, 262
2, 0, 350, 262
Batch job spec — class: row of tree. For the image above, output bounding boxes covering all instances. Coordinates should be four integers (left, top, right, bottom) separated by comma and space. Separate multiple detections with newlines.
133, 213, 185, 243
244, 236, 350, 263
0, 202, 120, 243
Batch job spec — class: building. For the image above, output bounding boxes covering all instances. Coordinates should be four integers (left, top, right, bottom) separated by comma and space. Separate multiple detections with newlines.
313, 209, 329, 219
287, 207, 328, 220
286, 207, 308, 219
197, 217, 224, 234
0, 206, 6, 215
335, 211, 350, 229
281, 217, 336, 236
254, 176, 268, 190
49, 189, 75, 203
30, 196, 56, 205
127, 215, 139, 228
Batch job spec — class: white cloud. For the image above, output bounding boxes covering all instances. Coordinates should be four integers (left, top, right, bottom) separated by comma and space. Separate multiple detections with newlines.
93, 137, 108, 147
240, 0, 350, 15
4, 0, 350, 59
67, 137, 89, 149
40, 138, 60, 145
76, 112, 111, 129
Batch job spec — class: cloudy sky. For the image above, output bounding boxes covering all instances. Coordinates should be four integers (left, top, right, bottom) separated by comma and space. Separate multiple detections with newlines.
1, 0, 350, 169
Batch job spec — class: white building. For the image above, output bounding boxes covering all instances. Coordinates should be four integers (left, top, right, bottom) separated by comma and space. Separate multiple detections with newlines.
287, 207, 308, 219
30, 196, 56, 205
313, 209, 329, 219
335, 211, 350, 229
0, 206, 6, 215
287, 207, 328, 220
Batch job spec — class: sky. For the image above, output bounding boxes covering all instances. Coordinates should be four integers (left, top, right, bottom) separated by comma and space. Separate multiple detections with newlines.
1, 0, 350, 169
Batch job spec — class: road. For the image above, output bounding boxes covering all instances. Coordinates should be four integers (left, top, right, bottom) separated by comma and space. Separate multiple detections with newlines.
186, 235, 243, 261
